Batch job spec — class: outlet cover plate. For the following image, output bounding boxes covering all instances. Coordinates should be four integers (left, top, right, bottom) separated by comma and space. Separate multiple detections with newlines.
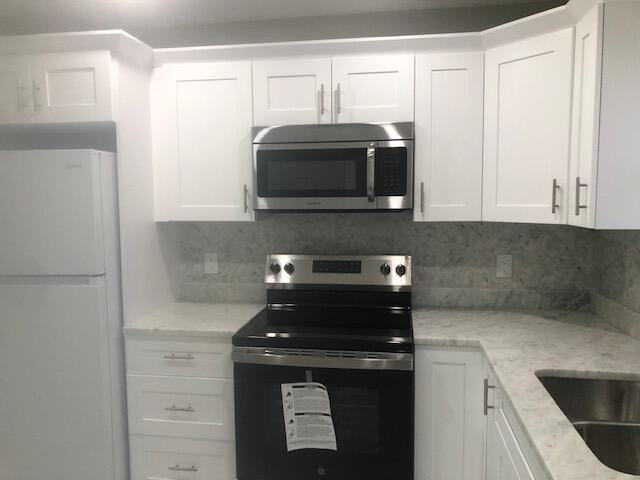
205, 253, 219, 274
496, 254, 512, 278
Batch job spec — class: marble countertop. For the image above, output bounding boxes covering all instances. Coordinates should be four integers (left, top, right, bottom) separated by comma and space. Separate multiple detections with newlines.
123, 302, 263, 337
124, 302, 640, 479
413, 308, 640, 480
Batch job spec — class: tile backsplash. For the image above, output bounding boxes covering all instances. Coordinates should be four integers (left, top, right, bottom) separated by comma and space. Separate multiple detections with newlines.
178, 212, 593, 309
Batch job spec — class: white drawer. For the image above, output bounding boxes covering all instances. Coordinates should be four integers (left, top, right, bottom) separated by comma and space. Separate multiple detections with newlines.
130, 435, 235, 480
127, 375, 234, 440
125, 336, 233, 378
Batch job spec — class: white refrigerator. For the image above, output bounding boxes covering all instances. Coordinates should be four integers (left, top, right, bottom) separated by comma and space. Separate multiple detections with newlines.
0, 150, 128, 480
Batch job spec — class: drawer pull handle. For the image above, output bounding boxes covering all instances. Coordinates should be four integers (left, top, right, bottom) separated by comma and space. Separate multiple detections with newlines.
164, 353, 194, 360
165, 405, 195, 412
168, 464, 198, 472
484, 378, 496, 415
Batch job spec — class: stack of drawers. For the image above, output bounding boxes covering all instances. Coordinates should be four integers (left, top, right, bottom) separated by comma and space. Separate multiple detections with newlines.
125, 335, 236, 479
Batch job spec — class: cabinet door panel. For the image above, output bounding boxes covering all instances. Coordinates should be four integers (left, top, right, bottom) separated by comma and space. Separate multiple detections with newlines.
253, 58, 331, 125
152, 62, 254, 221
414, 52, 484, 222
415, 347, 485, 480
569, 5, 603, 228
333, 55, 414, 123
0, 56, 32, 124
483, 29, 572, 224
31, 51, 112, 123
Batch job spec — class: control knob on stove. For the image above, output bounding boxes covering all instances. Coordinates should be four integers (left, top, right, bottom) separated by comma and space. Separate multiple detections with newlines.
284, 262, 295, 275
269, 262, 281, 274
380, 263, 391, 276
395, 264, 407, 277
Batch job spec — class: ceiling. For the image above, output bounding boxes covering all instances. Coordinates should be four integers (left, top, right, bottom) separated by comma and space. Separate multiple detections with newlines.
0, 0, 560, 36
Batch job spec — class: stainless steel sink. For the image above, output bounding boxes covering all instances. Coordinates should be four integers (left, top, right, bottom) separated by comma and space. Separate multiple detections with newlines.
538, 375, 640, 475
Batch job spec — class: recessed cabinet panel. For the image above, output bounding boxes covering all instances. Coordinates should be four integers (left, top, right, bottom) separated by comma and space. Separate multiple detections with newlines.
483, 29, 572, 224
253, 58, 331, 125
152, 61, 254, 221
333, 55, 414, 123
414, 52, 484, 222
30, 51, 112, 123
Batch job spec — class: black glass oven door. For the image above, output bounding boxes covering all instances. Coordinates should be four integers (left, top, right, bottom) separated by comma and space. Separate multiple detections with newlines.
234, 363, 414, 480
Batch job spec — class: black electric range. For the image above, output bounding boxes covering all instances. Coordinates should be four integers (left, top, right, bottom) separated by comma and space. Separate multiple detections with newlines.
232, 255, 415, 480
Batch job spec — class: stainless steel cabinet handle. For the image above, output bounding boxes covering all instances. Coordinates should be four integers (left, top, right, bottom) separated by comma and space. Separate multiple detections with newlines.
32, 80, 41, 111
243, 184, 249, 213
335, 83, 342, 116
484, 378, 496, 415
366, 143, 376, 203
165, 405, 195, 413
319, 83, 325, 115
420, 182, 425, 214
168, 464, 198, 472
163, 353, 194, 360
551, 178, 560, 214
575, 176, 588, 216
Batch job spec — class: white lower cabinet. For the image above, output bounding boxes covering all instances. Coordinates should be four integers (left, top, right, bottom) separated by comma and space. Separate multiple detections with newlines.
415, 346, 486, 480
130, 436, 235, 480
415, 346, 547, 480
125, 334, 236, 480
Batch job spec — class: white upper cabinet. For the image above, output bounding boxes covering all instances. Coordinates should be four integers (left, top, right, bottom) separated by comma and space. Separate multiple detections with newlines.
152, 61, 254, 222
414, 52, 484, 222
30, 51, 112, 123
569, 2, 640, 229
252, 58, 331, 125
0, 51, 112, 124
0, 56, 32, 124
332, 55, 414, 123
482, 29, 573, 224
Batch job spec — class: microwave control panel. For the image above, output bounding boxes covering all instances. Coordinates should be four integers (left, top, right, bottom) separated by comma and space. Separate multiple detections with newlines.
375, 147, 408, 197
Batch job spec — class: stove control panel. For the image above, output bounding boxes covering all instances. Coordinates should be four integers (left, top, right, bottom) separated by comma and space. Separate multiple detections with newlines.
265, 254, 411, 288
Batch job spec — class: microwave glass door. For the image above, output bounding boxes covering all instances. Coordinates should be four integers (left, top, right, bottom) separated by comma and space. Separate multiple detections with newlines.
234, 363, 414, 480
256, 143, 371, 198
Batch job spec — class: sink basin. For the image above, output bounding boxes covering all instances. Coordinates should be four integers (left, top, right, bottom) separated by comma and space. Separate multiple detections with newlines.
538, 375, 640, 475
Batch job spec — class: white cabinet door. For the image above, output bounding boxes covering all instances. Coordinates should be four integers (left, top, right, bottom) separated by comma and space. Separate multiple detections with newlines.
414, 52, 484, 222
332, 55, 414, 123
253, 58, 331, 125
486, 380, 536, 480
568, 5, 603, 228
0, 56, 32, 124
483, 29, 573, 224
130, 436, 235, 480
152, 61, 254, 221
30, 51, 112, 123
415, 346, 485, 480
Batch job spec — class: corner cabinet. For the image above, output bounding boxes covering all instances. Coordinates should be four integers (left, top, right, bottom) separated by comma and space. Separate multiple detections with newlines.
0, 51, 112, 124
415, 346, 486, 480
482, 29, 573, 224
413, 52, 484, 222
151, 61, 254, 221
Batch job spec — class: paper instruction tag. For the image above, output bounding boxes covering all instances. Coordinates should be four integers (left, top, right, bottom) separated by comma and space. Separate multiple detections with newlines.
281, 382, 337, 451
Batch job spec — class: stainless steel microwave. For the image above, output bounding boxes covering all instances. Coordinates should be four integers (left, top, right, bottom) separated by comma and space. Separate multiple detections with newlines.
252, 122, 414, 211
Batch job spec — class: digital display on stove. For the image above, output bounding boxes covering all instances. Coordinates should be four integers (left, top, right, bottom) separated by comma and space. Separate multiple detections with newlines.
312, 260, 361, 274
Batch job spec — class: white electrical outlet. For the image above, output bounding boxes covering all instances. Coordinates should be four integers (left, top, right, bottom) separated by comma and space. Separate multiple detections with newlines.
205, 253, 219, 274
496, 254, 512, 278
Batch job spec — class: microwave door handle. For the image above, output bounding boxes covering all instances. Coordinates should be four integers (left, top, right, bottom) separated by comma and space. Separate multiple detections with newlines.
366, 144, 376, 203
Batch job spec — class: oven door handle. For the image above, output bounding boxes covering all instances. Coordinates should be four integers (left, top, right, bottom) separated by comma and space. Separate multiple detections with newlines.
232, 347, 413, 371
366, 143, 376, 203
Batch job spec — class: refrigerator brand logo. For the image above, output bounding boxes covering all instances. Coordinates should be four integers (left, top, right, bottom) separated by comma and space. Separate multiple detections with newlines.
64, 162, 83, 169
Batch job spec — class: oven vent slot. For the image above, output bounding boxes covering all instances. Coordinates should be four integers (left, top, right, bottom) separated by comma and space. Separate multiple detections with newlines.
366, 353, 382, 359
341, 352, 357, 358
